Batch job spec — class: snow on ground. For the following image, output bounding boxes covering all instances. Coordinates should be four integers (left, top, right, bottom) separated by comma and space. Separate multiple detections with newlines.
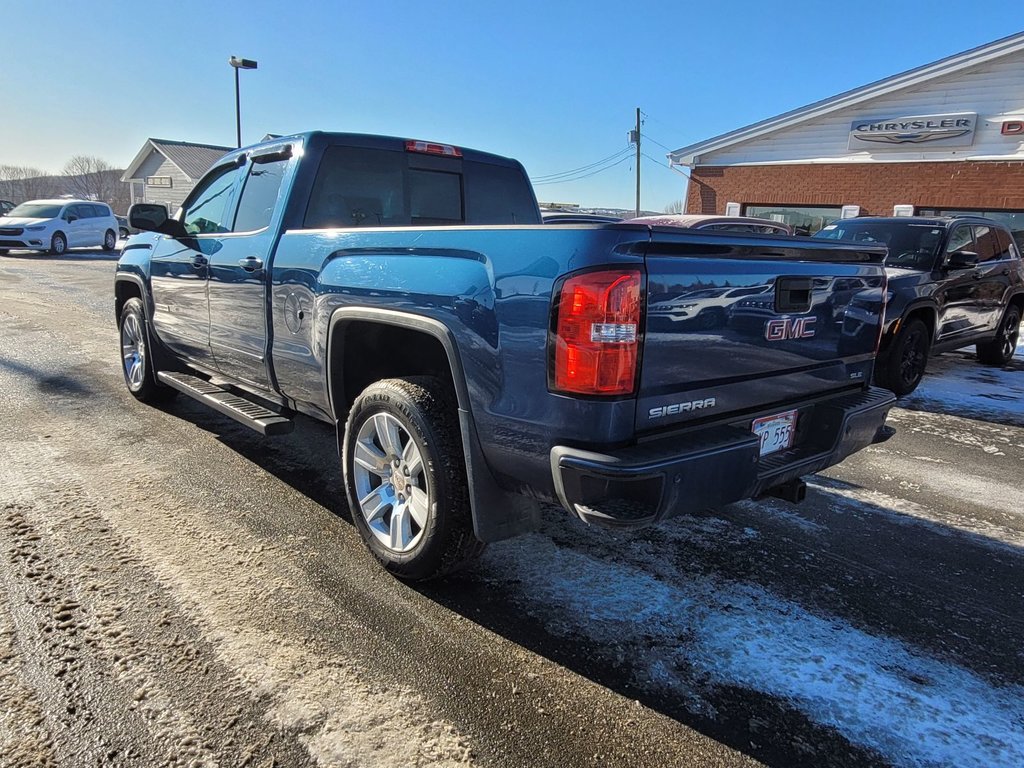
810, 475, 1024, 550
899, 325, 1024, 426
482, 526, 1024, 768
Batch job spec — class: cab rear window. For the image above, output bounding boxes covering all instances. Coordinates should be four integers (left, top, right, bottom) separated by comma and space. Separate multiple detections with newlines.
304, 146, 538, 229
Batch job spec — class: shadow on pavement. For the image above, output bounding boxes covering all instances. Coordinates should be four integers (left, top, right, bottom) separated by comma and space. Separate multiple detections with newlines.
1, 248, 121, 262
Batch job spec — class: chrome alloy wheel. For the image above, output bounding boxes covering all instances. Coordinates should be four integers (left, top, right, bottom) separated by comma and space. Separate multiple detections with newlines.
352, 412, 429, 553
120, 312, 146, 391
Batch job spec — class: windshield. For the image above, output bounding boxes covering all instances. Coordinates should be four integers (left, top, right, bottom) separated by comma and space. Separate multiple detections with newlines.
814, 220, 944, 269
8, 203, 63, 219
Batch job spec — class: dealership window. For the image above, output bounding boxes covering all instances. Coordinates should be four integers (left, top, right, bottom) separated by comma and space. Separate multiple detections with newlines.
743, 205, 842, 236
918, 208, 1024, 250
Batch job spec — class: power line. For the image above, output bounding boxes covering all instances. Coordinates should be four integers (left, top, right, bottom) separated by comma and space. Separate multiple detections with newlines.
532, 155, 633, 185
640, 110, 685, 138
530, 148, 632, 182
644, 134, 677, 153
641, 151, 691, 179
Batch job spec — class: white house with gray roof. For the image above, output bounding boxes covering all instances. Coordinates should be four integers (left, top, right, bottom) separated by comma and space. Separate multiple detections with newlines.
121, 138, 232, 212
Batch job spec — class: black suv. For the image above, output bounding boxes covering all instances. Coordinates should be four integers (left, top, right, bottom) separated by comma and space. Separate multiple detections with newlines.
815, 216, 1024, 395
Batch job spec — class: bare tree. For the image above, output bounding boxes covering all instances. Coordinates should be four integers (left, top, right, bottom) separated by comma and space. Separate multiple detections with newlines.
0, 165, 59, 202
663, 199, 684, 214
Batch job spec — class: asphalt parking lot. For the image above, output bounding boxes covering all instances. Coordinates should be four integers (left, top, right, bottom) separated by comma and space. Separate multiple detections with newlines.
1, 247, 1023, 767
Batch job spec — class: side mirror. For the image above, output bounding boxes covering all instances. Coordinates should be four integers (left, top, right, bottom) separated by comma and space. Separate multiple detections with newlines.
946, 250, 980, 270
65, 214, 78, 223
129, 203, 169, 232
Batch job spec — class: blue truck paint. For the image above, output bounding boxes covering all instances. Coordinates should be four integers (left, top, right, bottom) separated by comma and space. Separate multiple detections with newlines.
116, 131, 895, 555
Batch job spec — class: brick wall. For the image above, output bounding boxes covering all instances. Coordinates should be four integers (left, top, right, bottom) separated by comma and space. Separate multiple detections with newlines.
685, 161, 1024, 215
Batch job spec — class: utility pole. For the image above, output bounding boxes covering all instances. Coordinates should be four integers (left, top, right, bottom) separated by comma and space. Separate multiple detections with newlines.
634, 108, 641, 217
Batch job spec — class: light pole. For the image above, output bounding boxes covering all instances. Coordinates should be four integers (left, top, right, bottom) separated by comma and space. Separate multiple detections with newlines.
229, 56, 258, 148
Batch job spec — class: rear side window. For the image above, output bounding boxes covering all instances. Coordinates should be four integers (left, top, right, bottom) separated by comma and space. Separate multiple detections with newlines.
972, 226, 1001, 263
90, 204, 109, 218
233, 157, 288, 232
994, 228, 1017, 260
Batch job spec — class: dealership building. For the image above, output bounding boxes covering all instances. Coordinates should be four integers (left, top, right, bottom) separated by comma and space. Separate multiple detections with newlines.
670, 32, 1024, 239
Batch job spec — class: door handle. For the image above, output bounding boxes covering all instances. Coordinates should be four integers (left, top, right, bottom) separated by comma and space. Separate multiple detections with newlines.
238, 256, 264, 272
191, 255, 208, 269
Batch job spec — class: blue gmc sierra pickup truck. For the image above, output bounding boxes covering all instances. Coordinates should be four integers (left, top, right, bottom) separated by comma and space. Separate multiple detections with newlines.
116, 131, 895, 580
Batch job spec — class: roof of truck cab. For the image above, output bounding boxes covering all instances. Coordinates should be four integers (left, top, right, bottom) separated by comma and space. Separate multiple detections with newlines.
217, 131, 526, 168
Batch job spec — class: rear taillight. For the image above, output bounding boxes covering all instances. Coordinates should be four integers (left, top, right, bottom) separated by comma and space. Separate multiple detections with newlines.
405, 139, 463, 157
551, 269, 643, 396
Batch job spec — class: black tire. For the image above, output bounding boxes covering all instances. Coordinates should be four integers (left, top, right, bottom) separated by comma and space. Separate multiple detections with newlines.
876, 317, 930, 396
976, 305, 1021, 366
118, 297, 177, 404
104, 229, 117, 251
119, 227, 129, 240
342, 376, 484, 581
0, 249, 8, 256
49, 231, 67, 255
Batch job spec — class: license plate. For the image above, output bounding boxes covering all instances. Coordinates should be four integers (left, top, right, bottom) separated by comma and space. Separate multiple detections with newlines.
752, 410, 797, 457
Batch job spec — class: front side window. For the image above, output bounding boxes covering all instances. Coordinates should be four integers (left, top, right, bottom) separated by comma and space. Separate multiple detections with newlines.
182, 165, 243, 235
945, 226, 976, 257
233, 157, 288, 233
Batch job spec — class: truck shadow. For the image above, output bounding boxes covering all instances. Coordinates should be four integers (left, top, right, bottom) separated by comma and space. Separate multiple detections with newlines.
161, 397, 1024, 768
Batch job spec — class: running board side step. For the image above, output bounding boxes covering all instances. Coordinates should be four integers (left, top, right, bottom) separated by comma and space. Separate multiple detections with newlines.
157, 372, 294, 436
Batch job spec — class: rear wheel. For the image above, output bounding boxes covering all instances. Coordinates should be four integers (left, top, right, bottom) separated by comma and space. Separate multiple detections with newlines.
876, 317, 929, 396
118, 226, 129, 240
342, 376, 484, 581
103, 229, 117, 250
118, 298, 177, 404
976, 306, 1021, 366
49, 232, 67, 255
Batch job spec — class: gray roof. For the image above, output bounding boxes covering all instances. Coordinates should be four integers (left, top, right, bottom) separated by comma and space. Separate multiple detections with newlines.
149, 138, 232, 181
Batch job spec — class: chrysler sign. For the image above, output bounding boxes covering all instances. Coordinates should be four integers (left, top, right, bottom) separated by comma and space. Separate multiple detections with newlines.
848, 112, 976, 149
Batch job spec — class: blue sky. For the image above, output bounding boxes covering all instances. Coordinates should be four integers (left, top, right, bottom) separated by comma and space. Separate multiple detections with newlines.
1, 0, 1020, 211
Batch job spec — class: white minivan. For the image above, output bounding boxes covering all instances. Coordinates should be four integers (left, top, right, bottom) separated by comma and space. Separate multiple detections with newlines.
0, 199, 120, 255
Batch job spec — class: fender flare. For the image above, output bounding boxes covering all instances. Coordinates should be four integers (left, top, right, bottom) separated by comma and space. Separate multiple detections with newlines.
325, 306, 540, 543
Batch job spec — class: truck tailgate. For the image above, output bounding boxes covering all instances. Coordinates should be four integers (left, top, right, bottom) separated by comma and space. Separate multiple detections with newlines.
637, 232, 886, 433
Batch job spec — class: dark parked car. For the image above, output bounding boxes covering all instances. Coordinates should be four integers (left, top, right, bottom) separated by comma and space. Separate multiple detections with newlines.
541, 211, 623, 225
814, 216, 1024, 395
0, 200, 15, 217
625, 214, 793, 235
